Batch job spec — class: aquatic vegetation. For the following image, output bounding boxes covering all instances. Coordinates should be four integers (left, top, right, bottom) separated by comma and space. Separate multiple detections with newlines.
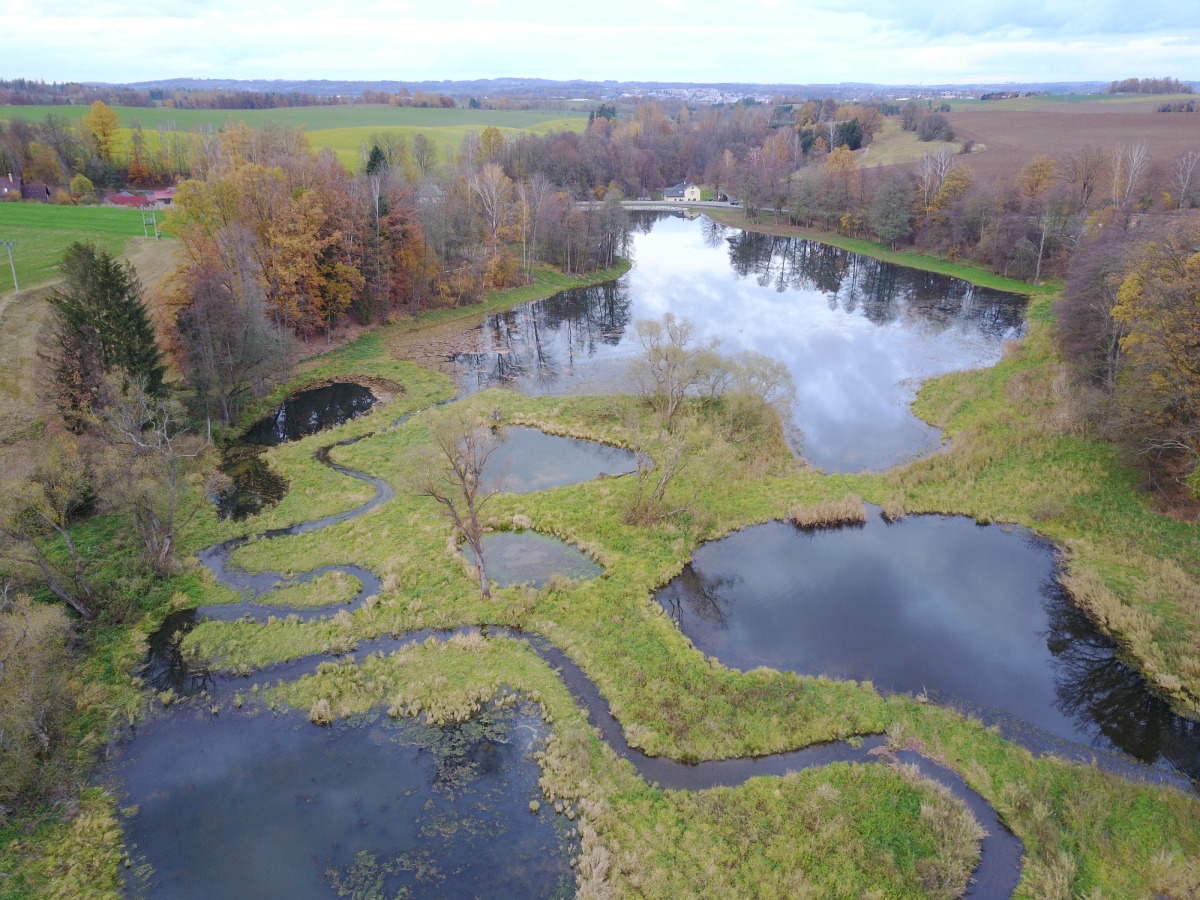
788, 492, 867, 528
258, 570, 363, 608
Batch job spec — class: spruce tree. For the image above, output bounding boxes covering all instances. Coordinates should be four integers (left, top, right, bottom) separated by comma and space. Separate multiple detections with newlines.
50, 241, 166, 396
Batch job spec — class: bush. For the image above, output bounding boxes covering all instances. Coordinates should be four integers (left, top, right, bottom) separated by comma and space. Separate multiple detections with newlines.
917, 114, 954, 142
69, 174, 95, 197
0, 595, 74, 810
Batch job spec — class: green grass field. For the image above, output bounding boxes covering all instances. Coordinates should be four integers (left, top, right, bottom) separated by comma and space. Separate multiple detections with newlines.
0, 204, 153, 294
0, 104, 589, 170
943, 92, 1196, 112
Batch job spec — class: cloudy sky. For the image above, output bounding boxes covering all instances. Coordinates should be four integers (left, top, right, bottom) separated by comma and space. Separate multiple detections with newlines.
5, 0, 1198, 85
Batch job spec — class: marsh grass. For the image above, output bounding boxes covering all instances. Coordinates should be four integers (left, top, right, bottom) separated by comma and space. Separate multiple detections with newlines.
788, 493, 868, 529
258, 570, 362, 608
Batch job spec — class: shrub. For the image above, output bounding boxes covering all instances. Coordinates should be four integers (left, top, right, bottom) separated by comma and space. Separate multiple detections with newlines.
917, 114, 954, 142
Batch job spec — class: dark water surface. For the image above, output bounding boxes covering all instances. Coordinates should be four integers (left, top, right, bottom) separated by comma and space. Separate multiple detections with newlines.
215, 383, 379, 519
449, 214, 1027, 472
243, 382, 378, 446
483, 427, 635, 493
466, 531, 603, 588
109, 704, 572, 900
656, 512, 1200, 783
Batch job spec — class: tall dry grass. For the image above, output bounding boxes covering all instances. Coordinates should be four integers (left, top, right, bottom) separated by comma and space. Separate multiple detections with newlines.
789, 494, 867, 529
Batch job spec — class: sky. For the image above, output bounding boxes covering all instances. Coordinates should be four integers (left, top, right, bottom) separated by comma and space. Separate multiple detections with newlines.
4, 0, 1199, 86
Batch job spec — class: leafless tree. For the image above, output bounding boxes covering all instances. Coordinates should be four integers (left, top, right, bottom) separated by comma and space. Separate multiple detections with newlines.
1058, 146, 1107, 210
1173, 149, 1200, 209
0, 440, 97, 620
624, 416, 696, 525
470, 164, 513, 256
916, 145, 956, 209
629, 313, 721, 429
1109, 143, 1149, 210
415, 409, 508, 599
95, 377, 209, 570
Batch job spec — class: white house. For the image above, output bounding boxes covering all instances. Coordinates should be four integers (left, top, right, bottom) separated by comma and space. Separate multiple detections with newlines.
663, 182, 701, 202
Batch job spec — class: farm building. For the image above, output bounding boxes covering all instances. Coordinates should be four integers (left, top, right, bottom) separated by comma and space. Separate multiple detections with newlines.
1, 173, 20, 199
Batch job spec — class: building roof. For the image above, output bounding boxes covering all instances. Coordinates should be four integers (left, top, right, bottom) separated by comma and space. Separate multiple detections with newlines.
664, 183, 688, 197
106, 191, 151, 207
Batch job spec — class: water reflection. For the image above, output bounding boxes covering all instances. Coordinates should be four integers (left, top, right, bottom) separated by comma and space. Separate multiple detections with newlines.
109, 703, 573, 900
448, 213, 1027, 472
243, 382, 378, 446
465, 532, 603, 588
483, 427, 635, 494
656, 512, 1200, 784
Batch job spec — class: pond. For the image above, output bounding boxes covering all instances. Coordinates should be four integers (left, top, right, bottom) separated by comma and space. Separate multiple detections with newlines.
483, 427, 635, 493
449, 213, 1028, 472
466, 532, 603, 588
655, 511, 1200, 785
215, 383, 379, 520
243, 382, 378, 446
108, 701, 574, 900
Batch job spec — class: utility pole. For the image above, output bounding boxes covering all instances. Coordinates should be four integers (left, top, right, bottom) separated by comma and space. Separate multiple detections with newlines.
0, 241, 16, 294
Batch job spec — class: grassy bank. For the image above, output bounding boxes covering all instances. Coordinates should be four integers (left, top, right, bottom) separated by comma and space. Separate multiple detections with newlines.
702, 208, 1047, 296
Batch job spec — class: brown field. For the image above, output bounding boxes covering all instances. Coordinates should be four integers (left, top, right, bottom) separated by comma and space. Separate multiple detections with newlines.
944, 109, 1200, 181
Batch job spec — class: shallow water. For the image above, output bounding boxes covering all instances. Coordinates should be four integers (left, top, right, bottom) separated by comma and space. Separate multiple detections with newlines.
656, 512, 1200, 784
483, 427, 635, 493
109, 704, 573, 900
466, 532, 603, 588
449, 213, 1027, 472
243, 382, 378, 446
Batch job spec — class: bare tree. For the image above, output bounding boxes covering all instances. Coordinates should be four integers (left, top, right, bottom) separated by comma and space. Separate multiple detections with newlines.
916, 145, 956, 210
624, 416, 696, 525
470, 164, 513, 257
1109, 143, 1149, 210
416, 409, 508, 599
96, 377, 210, 570
629, 313, 721, 429
526, 173, 551, 268
0, 440, 97, 621
1173, 150, 1200, 210
1059, 146, 1107, 210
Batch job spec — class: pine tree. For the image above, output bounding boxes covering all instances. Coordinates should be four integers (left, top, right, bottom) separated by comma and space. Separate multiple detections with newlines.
49, 242, 166, 397
365, 144, 387, 174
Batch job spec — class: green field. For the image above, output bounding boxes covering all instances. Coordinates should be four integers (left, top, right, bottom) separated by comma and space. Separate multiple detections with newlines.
0, 204, 154, 294
942, 92, 1196, 112
0, 104, 589, 169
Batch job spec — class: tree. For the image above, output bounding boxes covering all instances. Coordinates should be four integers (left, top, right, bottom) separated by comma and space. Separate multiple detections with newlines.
0, 593, 73, 808
76, 100, 120, 163
901, 103, 924, 132
470, 164, 513, 257
412, 133, 437, 178
415, 409, 508, 599
480, 125, 504, 160
365, 144, 387, 175
95, 377, 210, 570
1055, 228, 1130, 395
629, 313, 721, 429
0, 439, 98, 621
834, 118, 863, 151
1172, 149, 1200, 210
868, 173, 913, 248
1111, 222, 1200, 491
42, 242, 166, 429
69, 173, 94, 196
916, 113, 953, 142
1017, 155, 1057, 204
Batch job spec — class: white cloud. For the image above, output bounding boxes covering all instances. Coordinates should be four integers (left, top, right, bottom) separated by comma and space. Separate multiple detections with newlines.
3, 0, 1199, 84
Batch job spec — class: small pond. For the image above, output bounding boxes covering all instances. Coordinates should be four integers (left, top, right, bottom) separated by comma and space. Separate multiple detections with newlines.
215, 383, 379, 520
449, 213, 1028, 472
467, 532, 603, 588
483, 427, 635, 493
656, 511, 1200, 784
243, 382, 378, 446
108, 702, 574, 900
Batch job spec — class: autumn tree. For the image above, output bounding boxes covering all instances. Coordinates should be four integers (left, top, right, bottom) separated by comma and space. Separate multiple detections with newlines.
76, 100, 120, 163
480, 125, 505, 161
1111, 221, 1200, 491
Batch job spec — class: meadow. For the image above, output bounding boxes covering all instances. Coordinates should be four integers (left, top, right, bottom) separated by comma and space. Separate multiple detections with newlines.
0, 104, 589, 168
0, 204, 153, 294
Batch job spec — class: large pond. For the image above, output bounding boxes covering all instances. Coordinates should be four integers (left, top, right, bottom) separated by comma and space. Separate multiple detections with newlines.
108, 702, 573, 900
655, 512, 1200, 784
449, 213, 1028, 472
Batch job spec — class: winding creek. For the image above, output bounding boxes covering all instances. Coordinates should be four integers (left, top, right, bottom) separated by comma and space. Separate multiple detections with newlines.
125, 215, 1200, 898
